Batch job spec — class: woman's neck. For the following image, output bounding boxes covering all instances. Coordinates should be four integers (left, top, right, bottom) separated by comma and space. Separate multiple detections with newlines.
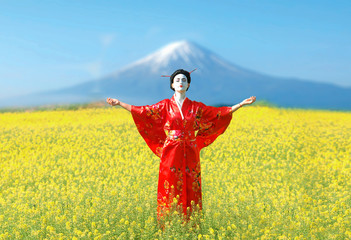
174, 91, 186, 109
174, 91, 186, 103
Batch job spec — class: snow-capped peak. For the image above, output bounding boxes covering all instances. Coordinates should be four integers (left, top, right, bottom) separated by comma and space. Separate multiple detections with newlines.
129, 40, 207, 72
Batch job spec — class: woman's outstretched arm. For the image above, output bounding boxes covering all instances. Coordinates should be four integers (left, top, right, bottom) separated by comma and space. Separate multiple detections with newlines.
106, 97, 131, 112
231, 96, 256, 113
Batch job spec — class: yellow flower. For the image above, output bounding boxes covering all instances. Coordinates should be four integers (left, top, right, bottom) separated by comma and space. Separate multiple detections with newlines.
0, 106, 349, 239
65, 221, 71, 230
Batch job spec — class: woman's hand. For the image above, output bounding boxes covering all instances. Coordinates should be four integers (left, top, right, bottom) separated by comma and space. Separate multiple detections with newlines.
231, 96, 256, 113
106, 97, 120, 106
241, 96, 256, 106
107, 98, 132, 112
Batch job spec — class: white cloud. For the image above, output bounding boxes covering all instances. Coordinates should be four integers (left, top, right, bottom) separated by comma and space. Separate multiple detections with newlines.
85, 61, 103, 78
145, 27, 162, 40
54, 60, 103, 79
100, 34, 116, 48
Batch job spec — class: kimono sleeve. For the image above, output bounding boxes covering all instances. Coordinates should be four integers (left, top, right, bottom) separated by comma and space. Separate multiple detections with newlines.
131, 99, 168, 158
195, 102, 233, 150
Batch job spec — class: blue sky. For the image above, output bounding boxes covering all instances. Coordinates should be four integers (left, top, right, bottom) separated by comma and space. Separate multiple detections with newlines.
1, 0, 350, 98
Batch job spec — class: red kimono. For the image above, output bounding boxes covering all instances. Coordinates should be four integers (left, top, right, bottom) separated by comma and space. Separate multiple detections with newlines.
131, 95, 232, 216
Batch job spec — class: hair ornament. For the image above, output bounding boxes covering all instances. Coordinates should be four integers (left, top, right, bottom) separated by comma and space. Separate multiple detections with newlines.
161, 68, 197, 77
189, 68, 197, 74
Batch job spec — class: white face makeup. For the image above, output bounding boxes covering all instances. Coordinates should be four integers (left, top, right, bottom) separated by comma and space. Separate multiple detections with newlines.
172, 74, 189, 92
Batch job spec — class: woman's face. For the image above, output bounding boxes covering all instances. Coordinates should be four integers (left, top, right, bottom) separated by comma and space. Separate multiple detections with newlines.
172, 74, 189, 92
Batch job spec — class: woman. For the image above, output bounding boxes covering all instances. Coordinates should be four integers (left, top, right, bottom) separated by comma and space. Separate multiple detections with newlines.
107, 69, 256, 218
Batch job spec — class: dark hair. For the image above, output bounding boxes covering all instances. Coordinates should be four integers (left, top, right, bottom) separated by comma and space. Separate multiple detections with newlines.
170, 69, 191, 91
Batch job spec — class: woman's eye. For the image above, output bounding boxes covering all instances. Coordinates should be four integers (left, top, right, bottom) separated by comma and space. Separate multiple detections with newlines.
176, 79, 180, 82
182, 79, 186, 82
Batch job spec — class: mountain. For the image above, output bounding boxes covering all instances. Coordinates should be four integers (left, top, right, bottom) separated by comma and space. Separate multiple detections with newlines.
2, 40, 351, 110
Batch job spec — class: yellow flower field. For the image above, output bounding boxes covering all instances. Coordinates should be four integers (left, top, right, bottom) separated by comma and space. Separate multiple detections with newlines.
0, 106, 350, 239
